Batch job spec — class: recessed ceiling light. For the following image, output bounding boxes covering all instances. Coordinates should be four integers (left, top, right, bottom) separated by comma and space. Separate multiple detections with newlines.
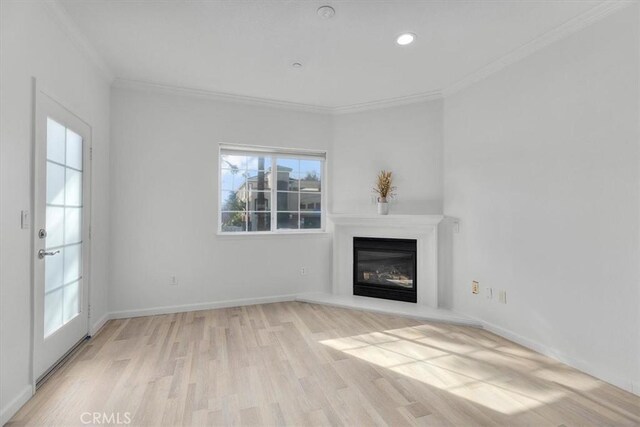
396, 33, 416, 46
317, 5, 335, 19
292, 62, 303, 68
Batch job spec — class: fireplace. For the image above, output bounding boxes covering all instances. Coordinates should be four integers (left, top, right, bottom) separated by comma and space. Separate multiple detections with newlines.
353, 237, 417, 303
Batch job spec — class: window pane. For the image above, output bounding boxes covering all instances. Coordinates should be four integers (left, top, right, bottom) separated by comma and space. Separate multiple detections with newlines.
46, 206, 64, 248
221, 191, 246, 211
277, 212, 299, 230
66, 129, 83, 170
248, 212, 271, 231
301, 213, 321, 229
277, 192, 298, 212
45, 247, 64, 292
221, 169, 246, 191
64, 207, 82, 244
300, 160, 322, 192
248, 191, 271, 211
276, 158, 299, 191
281, 177, 299, 191
247, 156, 271, 171
300, 193, 321, 211
46, 162, 65, 205
221, 212, 247, 232
64, 243, 82, 284
44, 287, 63, 337
65, 169, 82, 207
276, 158, 298, 171
221, 154, 248, 171
63, 280, 80, 323
47, 118, 66, 164
246, 170, 271, 190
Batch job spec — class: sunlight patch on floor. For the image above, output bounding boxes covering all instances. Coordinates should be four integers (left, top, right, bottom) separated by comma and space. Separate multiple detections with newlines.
320, 325, 578, 415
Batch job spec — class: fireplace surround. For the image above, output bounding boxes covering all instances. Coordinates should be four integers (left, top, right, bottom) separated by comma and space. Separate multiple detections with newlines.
353, 237, 417, 303
328, 214, 443, 308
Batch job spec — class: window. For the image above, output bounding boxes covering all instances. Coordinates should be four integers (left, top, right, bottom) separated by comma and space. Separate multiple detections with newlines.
219, 144, 325, 233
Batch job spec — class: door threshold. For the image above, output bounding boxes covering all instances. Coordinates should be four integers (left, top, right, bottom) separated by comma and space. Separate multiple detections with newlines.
36, 335, 88, 389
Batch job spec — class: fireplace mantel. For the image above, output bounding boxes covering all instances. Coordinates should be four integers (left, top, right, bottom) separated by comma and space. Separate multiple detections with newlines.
328, 213, 444, 308
328, 213, 444, 228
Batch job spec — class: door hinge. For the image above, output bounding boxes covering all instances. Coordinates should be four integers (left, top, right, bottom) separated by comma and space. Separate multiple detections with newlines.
90, 147, 93, 161
88, 225, 92, 239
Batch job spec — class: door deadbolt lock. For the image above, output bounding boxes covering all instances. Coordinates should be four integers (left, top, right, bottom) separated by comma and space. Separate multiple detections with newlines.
38, 229, 47, 239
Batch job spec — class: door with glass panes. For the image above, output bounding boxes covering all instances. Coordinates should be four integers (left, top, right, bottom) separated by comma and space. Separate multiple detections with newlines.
33, 92, 91, 381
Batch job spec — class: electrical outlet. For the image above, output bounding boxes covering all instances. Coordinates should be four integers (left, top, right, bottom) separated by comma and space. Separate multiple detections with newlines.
169, 275, 178, 286
453, 221, 460, 234
300, 267, 307, 276
485, 287, 493, 299
472, 281, 479, 294
498, 290, 507, 304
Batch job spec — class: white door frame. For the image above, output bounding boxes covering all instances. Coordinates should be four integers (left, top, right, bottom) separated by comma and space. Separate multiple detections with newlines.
30, 79, 93, 387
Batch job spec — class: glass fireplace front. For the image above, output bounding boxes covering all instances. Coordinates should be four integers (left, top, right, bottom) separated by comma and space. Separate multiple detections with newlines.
353, 237, 417, 303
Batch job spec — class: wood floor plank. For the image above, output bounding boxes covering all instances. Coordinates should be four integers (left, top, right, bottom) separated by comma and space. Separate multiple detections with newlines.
8, 301, 640, 426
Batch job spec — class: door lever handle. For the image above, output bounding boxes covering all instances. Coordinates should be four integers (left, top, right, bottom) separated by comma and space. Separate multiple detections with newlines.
38, 249, 60, 259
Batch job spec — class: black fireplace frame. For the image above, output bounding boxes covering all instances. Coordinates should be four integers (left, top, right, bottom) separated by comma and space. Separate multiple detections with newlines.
353, 237, 417, 303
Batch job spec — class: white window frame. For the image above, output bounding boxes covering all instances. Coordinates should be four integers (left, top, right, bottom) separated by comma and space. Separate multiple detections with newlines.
217, 143, 327, 235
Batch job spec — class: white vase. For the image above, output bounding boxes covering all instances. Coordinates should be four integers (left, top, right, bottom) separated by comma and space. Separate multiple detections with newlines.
377, 201, 389, 215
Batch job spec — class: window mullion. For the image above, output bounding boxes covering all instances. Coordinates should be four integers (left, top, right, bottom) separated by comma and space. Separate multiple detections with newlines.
298, 188, 301, 230
244, 171, 249, 232
271, 154, 276, 232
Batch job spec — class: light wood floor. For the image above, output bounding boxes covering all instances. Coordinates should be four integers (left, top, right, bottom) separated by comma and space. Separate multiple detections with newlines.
9, 302, 640, 426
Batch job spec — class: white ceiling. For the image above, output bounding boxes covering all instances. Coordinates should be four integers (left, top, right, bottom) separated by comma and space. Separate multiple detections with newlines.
59, 0, 601, 108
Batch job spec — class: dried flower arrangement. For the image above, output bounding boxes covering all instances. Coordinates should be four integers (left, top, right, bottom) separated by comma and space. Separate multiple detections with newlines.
373, 170, 396, 203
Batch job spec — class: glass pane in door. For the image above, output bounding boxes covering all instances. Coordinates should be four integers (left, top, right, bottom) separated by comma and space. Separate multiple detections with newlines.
44, 118, 83, 337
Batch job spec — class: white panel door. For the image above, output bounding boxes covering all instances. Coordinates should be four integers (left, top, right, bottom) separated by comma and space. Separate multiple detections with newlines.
33, 92, 91, 381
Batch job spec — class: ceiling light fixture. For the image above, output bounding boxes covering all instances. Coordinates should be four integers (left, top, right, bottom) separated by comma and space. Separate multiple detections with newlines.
292, 62, 303, 68
317, 5, 335, 20
396, 33, 416, 46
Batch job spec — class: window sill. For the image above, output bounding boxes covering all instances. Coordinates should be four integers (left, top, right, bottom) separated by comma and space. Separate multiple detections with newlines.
216, 230, 330, 239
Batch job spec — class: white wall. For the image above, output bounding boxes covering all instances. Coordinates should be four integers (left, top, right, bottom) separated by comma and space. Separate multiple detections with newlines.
108, 88, 332, 315
0, 1, 111, 423
331, 100, 443, 214
107, 90, 446, 315
444, 5, 640, 392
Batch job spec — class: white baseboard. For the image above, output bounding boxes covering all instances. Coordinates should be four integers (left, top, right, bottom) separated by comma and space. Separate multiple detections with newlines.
90, 312, 110, 336
481, 320, 637, 396
108, 294, 298, 320
1, 385, 33, 426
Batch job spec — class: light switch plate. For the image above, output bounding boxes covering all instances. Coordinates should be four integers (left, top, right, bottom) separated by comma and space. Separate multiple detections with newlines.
498, 290, 507, 304
21, 210, 30, 229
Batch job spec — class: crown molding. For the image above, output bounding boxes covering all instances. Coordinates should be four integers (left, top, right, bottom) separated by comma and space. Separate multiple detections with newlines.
442, 0, 635, 97
41, 0, 115, 83
113, 78, 442, 115
332, 91, 443, 115
112, 78, 335, 114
